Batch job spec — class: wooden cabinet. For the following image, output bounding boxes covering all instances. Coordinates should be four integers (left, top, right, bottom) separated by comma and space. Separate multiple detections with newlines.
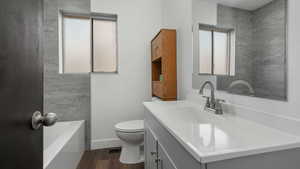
152, 81, 163, 98
151, 29, 177, 101
151, 34, 163, 61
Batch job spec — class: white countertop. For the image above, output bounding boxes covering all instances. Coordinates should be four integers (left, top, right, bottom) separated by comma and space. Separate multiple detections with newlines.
144, 101, 300, 163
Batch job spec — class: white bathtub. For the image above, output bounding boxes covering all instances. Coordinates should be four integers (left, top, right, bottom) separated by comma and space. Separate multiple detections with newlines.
44, 121, 85, 169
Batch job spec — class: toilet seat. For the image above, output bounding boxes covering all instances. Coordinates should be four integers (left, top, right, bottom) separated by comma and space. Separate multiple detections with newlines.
115, 120, 144, 133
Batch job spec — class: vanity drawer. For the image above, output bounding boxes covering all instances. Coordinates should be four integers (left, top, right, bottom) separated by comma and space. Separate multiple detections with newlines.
145, 123, 158, 169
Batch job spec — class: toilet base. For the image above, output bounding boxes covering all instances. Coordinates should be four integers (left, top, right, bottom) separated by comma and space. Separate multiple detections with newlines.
119, 142, 144, 164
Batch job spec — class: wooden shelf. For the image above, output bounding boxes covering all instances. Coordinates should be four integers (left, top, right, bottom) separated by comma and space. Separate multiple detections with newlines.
152, 81, 162, 84
151, 29, 177, 101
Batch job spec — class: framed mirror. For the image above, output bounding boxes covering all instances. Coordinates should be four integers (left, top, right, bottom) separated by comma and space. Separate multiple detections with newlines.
193, 0, 288, 101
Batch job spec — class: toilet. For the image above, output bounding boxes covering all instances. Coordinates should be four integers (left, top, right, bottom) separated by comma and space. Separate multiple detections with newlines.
115, 120, 144, 164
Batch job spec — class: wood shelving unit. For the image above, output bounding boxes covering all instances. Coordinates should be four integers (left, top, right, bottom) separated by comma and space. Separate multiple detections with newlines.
151, 29, 177, 101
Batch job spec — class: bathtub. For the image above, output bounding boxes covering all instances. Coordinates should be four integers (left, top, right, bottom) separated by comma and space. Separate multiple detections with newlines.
44, 121, 85, 169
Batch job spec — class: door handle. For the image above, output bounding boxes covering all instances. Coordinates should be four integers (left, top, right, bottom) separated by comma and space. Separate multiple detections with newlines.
31, 111, 58, 130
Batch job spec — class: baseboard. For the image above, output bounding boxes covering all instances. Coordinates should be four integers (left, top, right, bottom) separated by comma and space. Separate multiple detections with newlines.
91, 138, 122, 150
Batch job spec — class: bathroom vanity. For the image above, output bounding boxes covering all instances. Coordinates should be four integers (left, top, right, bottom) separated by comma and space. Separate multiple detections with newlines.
144, 101, 300, 169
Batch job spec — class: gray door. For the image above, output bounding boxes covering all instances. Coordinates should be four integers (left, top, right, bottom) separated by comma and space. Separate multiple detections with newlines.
157, 143, 177, 169
145, 125, 158, 169
0, 0, 44, 169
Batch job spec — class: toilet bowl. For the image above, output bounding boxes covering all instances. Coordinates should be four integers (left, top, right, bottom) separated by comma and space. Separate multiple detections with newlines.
115, 120, 144, 164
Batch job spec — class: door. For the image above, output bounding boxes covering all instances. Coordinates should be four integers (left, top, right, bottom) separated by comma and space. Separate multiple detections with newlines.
145, 124, 158, 169
157, 143, 177, 169
0, 0, 44, 169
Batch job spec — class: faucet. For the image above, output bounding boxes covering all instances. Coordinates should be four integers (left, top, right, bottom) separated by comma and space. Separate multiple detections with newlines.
199, 81, 225, 115
199, 81, 216, 108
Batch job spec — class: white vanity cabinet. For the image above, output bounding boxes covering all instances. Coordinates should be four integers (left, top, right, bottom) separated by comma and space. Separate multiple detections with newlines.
145, 125, 158, 169
145, 123, 177, 169
144, 101, 300, 169
157, 143, 177, 169
144, 109, 204, 169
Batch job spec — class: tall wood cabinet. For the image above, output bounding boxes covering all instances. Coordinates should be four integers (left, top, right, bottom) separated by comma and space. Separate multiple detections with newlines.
151, 29, 177, 101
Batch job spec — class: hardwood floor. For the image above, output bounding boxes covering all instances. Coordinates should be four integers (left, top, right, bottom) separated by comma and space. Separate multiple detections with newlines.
77, 148, 144, 169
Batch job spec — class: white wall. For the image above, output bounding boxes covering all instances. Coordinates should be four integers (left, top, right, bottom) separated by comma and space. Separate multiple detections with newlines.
90, 0, 300, 149
90, 0, 162, 149
160, 0, 219, 100
188, 0, 300, 120
161, 0, 193, 99
192, 0, 217, 25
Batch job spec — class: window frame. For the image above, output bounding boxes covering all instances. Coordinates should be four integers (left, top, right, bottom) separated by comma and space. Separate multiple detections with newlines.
59, 10, 118, 74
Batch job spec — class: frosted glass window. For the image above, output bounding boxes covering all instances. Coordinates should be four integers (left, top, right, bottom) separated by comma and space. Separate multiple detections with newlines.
213, 32, 228, 75
63, 16, 91, 73
199, 30, 212, 74
93, 19, 117, 72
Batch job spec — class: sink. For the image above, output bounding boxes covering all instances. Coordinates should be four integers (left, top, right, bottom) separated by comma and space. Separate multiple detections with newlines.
144, 100, 300, 163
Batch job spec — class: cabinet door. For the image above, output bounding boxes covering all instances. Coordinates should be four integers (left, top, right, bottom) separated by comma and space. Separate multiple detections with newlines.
145, 125, 158, 169
151, 33, 163, 61
157, 143, 177, 169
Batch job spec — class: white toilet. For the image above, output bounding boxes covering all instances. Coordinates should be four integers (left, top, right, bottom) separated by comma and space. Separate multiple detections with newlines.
115, 120, 144, 164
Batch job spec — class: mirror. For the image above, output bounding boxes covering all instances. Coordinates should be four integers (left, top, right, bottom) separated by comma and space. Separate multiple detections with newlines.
193, 0, 287, 101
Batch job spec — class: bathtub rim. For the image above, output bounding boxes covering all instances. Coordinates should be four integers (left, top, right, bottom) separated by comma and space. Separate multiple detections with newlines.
43, 120, 85, 169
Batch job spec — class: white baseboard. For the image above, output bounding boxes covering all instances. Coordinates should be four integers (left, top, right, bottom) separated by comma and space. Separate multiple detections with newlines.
91, 138, 122, 150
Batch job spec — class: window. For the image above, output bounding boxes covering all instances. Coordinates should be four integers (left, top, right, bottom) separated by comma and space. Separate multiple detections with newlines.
59, 12, 118, 74
199, 30, 213, 74
198, 24, 235, 76
62, 16, 91, 73
213, 31, 229, 75
93, 19, 117, 72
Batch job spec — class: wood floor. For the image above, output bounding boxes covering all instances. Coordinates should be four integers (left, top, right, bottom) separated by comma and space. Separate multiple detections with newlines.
76, 148, 144, 169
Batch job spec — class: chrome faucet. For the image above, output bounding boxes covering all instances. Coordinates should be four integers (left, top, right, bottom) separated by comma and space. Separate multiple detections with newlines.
199, 81, 216, 108
199, 81, 225, 115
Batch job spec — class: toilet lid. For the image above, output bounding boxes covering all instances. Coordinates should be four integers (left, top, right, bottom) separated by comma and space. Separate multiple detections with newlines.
115, 120, 144, 133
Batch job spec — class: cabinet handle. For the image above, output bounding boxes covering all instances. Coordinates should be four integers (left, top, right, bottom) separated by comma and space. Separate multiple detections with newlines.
155, 158, 161, 163
151, 152, 157, 156
155, 158, 163, 169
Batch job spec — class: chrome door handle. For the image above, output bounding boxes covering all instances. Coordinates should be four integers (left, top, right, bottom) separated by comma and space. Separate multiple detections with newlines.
31, 111, 58, 130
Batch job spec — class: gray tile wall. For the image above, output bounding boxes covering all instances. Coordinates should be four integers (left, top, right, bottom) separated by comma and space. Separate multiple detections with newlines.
43, 0, 91, 148
216, 0, 287, 100
252, 0, 287, 100
216, 5, 255, 95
